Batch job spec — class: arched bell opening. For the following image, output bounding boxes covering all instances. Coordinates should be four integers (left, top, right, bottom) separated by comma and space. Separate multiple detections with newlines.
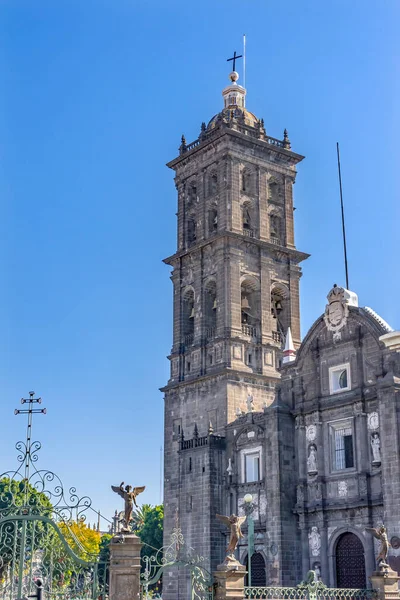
182, 287, 195, 343
204, 280, 217, 338
241, 170, 253, 195
269, 213, 283, 245
209, 173, 218, 196
270, 285, 289, 345
241, 278, 260, 336
187, 213, 197, 246
208, 205, 218, 235
242, 201, 254, 237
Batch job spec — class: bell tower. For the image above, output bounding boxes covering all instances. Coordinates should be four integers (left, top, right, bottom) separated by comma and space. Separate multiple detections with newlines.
162, 65, 308, 596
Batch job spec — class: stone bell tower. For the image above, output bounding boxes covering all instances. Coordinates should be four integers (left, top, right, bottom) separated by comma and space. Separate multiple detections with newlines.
161, 65, 308, 597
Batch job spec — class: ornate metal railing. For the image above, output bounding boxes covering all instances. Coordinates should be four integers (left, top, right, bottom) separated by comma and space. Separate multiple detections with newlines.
245, 584, 376, 600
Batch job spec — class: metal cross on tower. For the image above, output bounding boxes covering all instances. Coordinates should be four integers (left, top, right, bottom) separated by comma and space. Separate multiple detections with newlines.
227, 50, 243, 72
15, 391, 46, 482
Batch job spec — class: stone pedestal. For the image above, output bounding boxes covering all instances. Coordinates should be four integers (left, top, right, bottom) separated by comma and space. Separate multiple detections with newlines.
370, 565, 400, 600
109, 533, 142, 600
214, 562, 247, 600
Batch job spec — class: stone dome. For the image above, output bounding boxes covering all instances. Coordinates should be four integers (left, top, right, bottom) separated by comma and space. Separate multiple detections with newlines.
207, 107, 259, 131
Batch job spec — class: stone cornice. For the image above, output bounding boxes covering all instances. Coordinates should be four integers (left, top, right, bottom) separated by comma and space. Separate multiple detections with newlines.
163, 231, 309, 266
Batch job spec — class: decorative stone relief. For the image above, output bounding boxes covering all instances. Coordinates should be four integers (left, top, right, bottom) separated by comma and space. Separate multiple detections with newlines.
353, 401, 364, 417
297, 485, 304, 504
259, 494, 267, 516
307, 444, 318, 476
367, 412, 379, 431
306, 424, 317, 442
233, 345, 242, 360
324, 284, 349, 334
358, 475, 368, 497
295, 415, 305, 429
338, 481, 348, 497
308, 527, 321, 556
328, 527, 336, 541
264, 350, 273, 366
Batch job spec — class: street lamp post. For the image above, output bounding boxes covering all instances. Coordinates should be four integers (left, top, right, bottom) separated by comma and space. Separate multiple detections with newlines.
243, 494, 255, 588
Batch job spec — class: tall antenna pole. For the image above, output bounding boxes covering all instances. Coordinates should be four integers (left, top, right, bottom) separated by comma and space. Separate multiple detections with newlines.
159, 445, 163, 504
336, 142, 349, 289
243, 34, 246, 105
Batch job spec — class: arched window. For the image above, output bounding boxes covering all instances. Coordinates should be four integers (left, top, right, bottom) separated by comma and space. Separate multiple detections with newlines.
182, 288, 195, 344
335, 533, 366, 588
245, 553, 266, 587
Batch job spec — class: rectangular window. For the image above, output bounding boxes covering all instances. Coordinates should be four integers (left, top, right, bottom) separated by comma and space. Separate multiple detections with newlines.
334, 427, 354, 470
245, 453, 260, 482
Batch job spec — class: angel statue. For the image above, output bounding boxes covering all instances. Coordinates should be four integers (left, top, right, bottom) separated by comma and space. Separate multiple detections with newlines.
366, 525, 391, 566
216, 514, 246, 562
111, 482, 145, 532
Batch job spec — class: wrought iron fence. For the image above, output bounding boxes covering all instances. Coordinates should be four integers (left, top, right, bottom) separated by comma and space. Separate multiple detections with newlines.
245, 577, 377, 600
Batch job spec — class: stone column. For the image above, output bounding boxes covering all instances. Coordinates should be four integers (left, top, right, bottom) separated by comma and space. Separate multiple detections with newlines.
370, 566, 400, 600
214, 564, 247, 600
109, 533, 142, 600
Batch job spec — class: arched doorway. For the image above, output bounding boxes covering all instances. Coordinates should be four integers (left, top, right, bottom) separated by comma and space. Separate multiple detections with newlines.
336, 533, 366, 588
245, 552, 266, 587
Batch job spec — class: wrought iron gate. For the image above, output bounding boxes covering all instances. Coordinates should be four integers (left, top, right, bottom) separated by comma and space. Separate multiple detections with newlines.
141, 526, 214, 600
0, 393, 108, 600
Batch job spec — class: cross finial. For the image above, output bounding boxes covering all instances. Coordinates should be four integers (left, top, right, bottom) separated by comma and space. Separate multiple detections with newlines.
15, 391, 46, 482
227, 50, 243, 73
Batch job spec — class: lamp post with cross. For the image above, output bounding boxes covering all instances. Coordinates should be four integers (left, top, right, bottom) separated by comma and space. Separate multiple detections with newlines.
15, 391, 46, 489
14, 391, 46, 600
244, 494, 255, 588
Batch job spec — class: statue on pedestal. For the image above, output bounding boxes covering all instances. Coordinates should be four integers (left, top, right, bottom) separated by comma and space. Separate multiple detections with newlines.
366, 525, 391, 567
216, 514, 246, 564
111, 482, 145, 532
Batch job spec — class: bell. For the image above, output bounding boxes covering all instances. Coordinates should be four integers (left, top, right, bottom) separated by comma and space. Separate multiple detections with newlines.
275, 300, 282, 313
241, 296, 250, 311
213, 299, 217, 310
189, 307, 195, 319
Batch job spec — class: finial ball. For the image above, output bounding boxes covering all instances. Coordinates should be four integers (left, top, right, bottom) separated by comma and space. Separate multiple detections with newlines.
229, 71, 239, 83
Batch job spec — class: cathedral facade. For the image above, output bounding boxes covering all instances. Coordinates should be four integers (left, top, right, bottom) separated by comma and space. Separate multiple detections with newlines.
161, 68, 400, 598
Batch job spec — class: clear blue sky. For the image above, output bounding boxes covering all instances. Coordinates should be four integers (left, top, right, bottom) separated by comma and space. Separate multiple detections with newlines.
0, 0, 399, 527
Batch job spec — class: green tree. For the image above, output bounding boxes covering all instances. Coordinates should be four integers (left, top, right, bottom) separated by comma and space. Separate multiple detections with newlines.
0, 478, 54, 581
133, 504, 163, 595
